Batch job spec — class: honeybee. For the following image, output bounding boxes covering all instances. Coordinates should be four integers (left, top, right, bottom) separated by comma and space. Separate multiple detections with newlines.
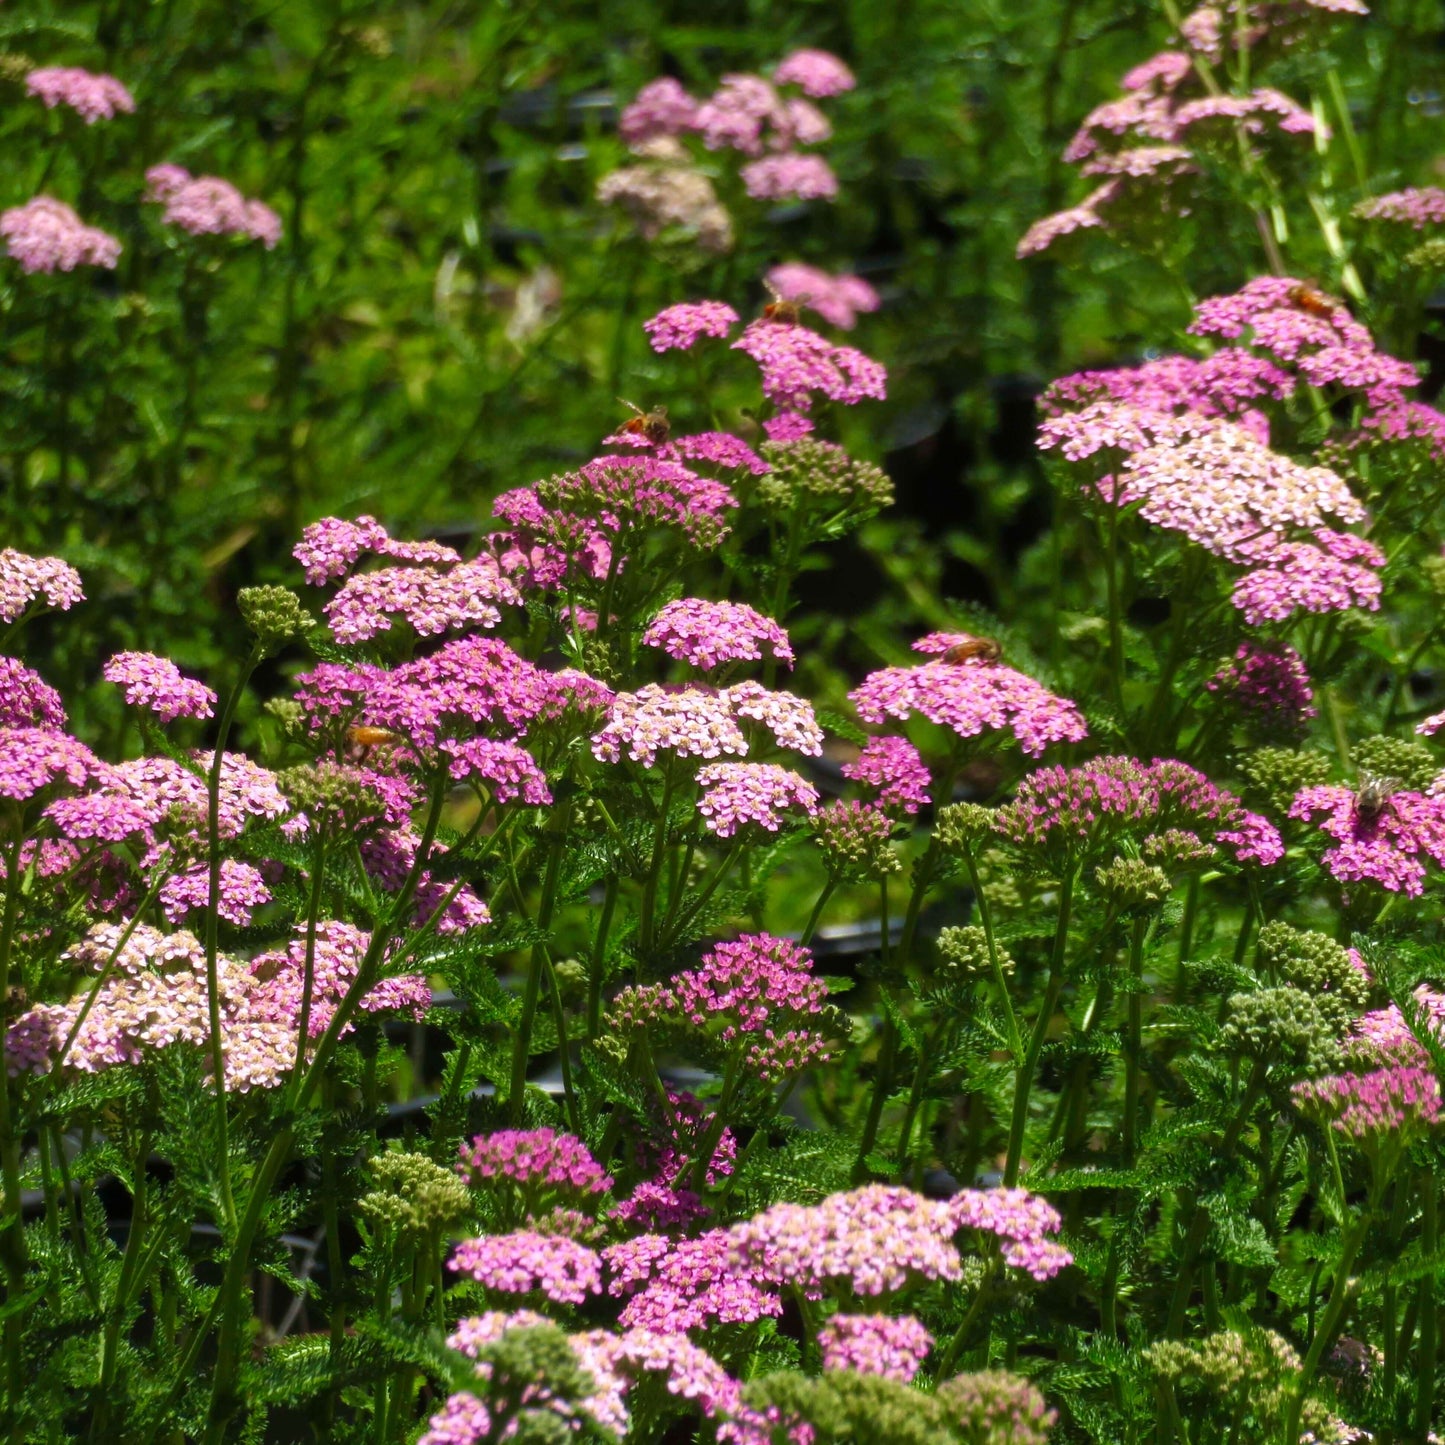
941, 636, 1003, 666
345, 724, 400, 762
1287, 282, 1341, 318
760, 280, 804, 326
617, 399, 670, 445
1354, 769, 1401, 824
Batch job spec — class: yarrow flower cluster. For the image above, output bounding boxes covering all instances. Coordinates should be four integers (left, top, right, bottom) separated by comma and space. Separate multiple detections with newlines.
695, 762, 819, 836
448, 1230, 603, 1305
1289, 783, 1445, 896
732, 317, 888, 412
1293, 1066, 1443, 1144
0, 657, 65, 730
643, 599, 793, 671
818, 1313, 934, 1381
643, 301, 740, 352
604, 1230, 783, 1333
995, 755, 1284, 866
849, 634, 1087, 757
442, 738, 551, 805
144, 164, 282, 247
0, 549, 84, 622
25, 67, 135, 123
766, 262, 880, 330
458, 1129, 613, 1200
841, 735, 932, 814
1206, 642, 1316, 730
103, 651, 216, 723
0, 197, 120, 273
607, 933, 838, 1083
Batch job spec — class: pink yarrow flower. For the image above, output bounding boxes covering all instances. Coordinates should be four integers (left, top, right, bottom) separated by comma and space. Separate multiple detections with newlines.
1294, 1066, 1443, 1144
772, 49, 856, 98
1206, 642, 1316, 729
1290, 783, 1445, 896
0, 549, 83, 622
740, 153, 839, 201
733, 318, 886, 410
0, 657, 65, 730
766, 262, 880, 330
441, 738, 550, 805
696, 762, 819, 837
1355, 187, 1445, 229
293, 515, 460, 585
322, 557, 521, 643
25, 68, 135, 123
1231, 532, 1383, 625
103, 652, 216, 723
159, 860, 272, 926
841, 736, 932, 814
658, 431, 770, 475
1, 197, 120, 273
448, 1230, 603, 1305
849, 635, 1086, 757
819, 1313, 934, 1381
643, 300, 741, 352
458, 1128, 613, 1197
620, 78, 699, 147
643, 598, 793, 670
144, 164, 281, 248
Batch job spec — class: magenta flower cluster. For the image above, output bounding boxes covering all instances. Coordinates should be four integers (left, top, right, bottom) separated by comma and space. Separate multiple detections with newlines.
144, 164, 282, 248
841, 735, 932, 815
643, 598, 794, 671
1289, 784, 1445, 896
818, 1313, 934, 1380
1206, 642, 1316, 729
103, 651, 216, 724
25, 67, 135, 124
0, 197, 120, 274
766, 262, 881, 330
696, 762, 819, 837
457, 1128, 613, 1198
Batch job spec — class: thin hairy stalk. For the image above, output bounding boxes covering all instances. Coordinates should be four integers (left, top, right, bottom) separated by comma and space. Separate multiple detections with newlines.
1004, 866, 1076, 1186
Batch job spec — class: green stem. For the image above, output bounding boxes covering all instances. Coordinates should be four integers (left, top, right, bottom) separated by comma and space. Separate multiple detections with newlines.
799, 877, 837, 949
1004, 867, 1076, 1185
586, 875, 619, 1040
1416, 1166, 1438, 1439
0, 838, 28, 1420
291, 824, 331, 1089
1122, 916, 1147, 1167
961, 844, 1022, 1058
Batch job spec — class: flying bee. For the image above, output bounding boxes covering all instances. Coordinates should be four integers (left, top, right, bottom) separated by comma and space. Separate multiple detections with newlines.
941, 636, 1003, 666
1287, 281, 1341, 318
760, 280, 805, 326
345, 724, 401, 763
1354, 769, 1401, 824
617, 399, 670, 445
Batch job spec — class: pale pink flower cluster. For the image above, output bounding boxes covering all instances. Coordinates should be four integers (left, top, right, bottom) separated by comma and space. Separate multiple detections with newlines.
1355, 187, 1445, 229
1, 197, 120, 273
1293, 1066, 1443, 1142
103, 651, 216, 723
1347, 989, 1445, 1069
80, 750, 286, 843
772, 49, 856, 97
158, 859, 272, 926
1206, 642, 1316, 728
144, 164, 281, 247
849, 638, 1086, 758
728, 1183, 1071, 1298
605, 1230, 783, 1332
1230, 532, 1384, 625
766, 262, 880, 330
0, 727, 105, 803
733, 318, 887, 411
324, 557, 521, 643
643, 300, 740, 352
25, 67, 135, 123
819, 1313, 934, 1381
609, 933, 836, 1083
448, 1230, 603, 1305
741, 153, 839, 200
841, 735, 932, 814
657, 431, 770, 475
1290, 784, 1445, 896
1016, 186, 1116, 258
996, 755, 1283, 866
696, 762, 819, 836
643, 598, 793, 670
0, 657, 65, 730
590, 681, 823, 766
293, 514, 460, 585
457, 1128, 613, 1198
442, 738, 551, 805
0, 548, 83, 623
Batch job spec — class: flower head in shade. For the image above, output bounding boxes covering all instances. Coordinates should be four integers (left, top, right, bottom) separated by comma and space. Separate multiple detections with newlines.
458, 1129, 613, 1216
696, 762, 818, 837
643, 598, 793, 670
643, 300, 740, 352
772, 49, 855, 97
1293, 1066, 1443, 1146
842, 736, 931, 815
144, 164, 281, 247
158, 860, 272, 927
819, 1314, 933, 1381
850, 646, 1086, 758
442, 738, 550, 805
103, 652, 216, 724
0, 549, 83, 622
1, 197, 120, 273
741, 152, 840, 201
0, 658, 65, 730
1355, 187, 1445, 229
605, 1230, 783, 1333
25, 68, 135, 123
1207, 642, 1316, 732
359, 826, 490, 934
756, 436, 892, 516
996, 756, 1283, 866
733, 320, 886, 412
610, 1180, 709, 1231
44, 791, 154, 844
1289, 783, 1445, 896
620, 77, 699, 147
597, 141, 734, 253
936, 1370, 1059, 1445
1016, 183, 1118, 257
766, 263, 880, 330
1173, 87, 1323, 139
448, 1231, 603, 1305
608, 933, 839, 1084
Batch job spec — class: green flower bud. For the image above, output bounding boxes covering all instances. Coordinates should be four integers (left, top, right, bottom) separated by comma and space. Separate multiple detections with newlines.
934, 802, 995, 854
1422, 554, 1445, 598
1238, 747, 1332, 816
263, 697, 307, 739
1405, 237, 1445, 273
1351, 735, 1439, 792
277, 760, 391, 833
937, 924, 1013, 978
238, 585, 313, 651
1255, 922, 1370, 1029
756, 438, 893, 519
1093, 856, 1171, 909
551, 958, 588, 1003
363, 1150, 470, 1232
936, 1370, 1057, 1445
1220, 987, 1342, 1072
812, 800, 901, 882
